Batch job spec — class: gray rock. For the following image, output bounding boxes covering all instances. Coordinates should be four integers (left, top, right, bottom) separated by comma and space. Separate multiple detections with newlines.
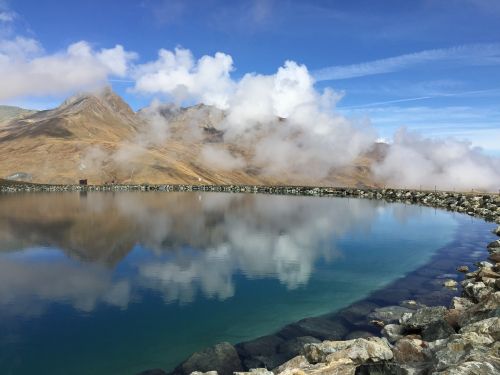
450, 297, 474, 311
487, 240, 500, 249
421, 318, 455, 341
368, 306, 414, 324
137, 370, 168, 375
442, 279, 458, 288
400, 306, 448, 330
381, 324, 405, 343
276, 336, 320, 357
356, 362, 430, 374
493, 226, 500, 236
294, 317, 348, 340
234, 369, 273, 375
392, 337, 429, 363
459, 317, 500, 341
344, 330, 374, 340
238, 335, 284, 357
303, 337, 393, 365
190, 372, 218, 375
400, 300, 426, 310
178, 342, 243, 375
432, 361, 498, 375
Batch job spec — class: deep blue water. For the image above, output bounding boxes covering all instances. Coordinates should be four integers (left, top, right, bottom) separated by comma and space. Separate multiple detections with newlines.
0, 192, 491, 374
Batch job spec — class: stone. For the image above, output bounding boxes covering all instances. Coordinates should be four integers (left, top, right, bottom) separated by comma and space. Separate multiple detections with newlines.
178, 342, 243, 375
234, 369, 273, 375
392, 337, 428, 363
400, 300, 426, 310
303, 337, 393, 365
277, 336, 321, 358
273, 355, 356, 375
138, 370, 168, 375
489, 252, 500, 263
457, 265, 469, 273
400, 306, 448, 330
356, 362, 430, 374
432, 361, 499, 375
368, 306, 414, 324
478, 268, 500, 279
238, 335, 284, 357
487, 240, 500, 249
273, 355, 309, 374
421, 318, 456, 341
294, 318, 348, 340
450, 297, 474, 311
381, 324, 404, 343
493, 226, 500, 236
344, 331, 374, 340
443, 279, 458, 288
459, 317, 500, 341
190, 372, 218, 375
462, 281, 491, 301
457, 292, 500, 327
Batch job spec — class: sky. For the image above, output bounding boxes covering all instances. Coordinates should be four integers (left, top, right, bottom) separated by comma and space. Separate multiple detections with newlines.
1, 0, 500, 153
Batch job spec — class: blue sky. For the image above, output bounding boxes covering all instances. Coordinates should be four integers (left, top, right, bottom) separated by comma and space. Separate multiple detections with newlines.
1, 0, 500, 153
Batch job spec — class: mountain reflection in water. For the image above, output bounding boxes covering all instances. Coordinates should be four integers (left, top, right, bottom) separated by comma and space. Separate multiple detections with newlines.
0, 192, 459, 374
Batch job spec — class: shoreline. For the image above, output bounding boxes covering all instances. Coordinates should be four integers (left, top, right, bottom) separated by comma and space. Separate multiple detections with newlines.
2, 183, 499, 374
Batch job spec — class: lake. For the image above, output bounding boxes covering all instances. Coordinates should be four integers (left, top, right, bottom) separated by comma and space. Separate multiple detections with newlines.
0, 191, 491, 374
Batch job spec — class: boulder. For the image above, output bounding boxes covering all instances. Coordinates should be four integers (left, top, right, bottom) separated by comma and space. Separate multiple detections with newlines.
293, 317, 348, 340
344, 331, 374, 340
400, 306, 448, 330
443, 279, 458, 288
433, 332, 496, 371
459, 317, 500, 341
421, 318, 455, 341
234, 369, 273, 375
137, 370, 168, 375
449, 297, 473, 311
272, 355, 356, 375
432, 361, 498, 374
487, 240, 500, 249
457, 292, 500, 327
303, 337, 393, 365
178, 342, 243, 375
489, 252, 500, 263
277, 336, 321, 357
493, 226, 500, 236
238, 335, 284, 357
392, 337, 428, 363
190, 372, 218, 375
457, 265, 469, 273
381, 324, 404, 343
368, 306, 413, 324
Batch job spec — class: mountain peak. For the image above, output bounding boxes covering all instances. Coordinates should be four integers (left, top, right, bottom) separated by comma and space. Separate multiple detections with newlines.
60, 87, 135, 118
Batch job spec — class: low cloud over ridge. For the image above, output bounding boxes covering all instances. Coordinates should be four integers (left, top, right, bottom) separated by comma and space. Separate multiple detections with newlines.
1, 33, 500, 190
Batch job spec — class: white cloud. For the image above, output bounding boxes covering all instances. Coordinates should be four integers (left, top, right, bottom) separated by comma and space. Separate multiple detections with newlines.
373, 128, 500, 191
313, 43, 500, 81
0, 38, 137, 100
133, 47, 234, 109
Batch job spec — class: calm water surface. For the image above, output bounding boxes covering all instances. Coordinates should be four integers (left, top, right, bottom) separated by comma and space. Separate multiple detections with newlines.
0, 192, 489, 374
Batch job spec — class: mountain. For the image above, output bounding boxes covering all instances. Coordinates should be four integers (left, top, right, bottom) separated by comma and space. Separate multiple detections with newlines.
0, 105, 37, 125
0, 88, 384, 187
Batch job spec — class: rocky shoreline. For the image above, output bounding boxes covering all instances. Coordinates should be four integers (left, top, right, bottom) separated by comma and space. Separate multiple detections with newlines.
2, 183, 499, 374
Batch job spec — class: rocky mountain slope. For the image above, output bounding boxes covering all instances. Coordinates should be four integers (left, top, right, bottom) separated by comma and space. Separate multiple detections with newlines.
0, 89, 385, 186
0, 105, 37, 125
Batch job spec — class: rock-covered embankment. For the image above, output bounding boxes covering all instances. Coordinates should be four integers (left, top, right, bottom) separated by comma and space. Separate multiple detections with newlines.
156, 231, 500, 374
2, 183, 500, 224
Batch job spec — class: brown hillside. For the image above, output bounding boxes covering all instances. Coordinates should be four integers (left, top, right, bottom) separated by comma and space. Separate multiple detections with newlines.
0, 88, 383, 187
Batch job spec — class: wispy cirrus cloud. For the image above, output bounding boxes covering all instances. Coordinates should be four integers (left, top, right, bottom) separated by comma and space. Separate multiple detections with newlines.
313, 43, 500, 81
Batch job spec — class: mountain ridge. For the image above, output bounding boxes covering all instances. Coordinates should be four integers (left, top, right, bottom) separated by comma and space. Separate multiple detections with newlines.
0, 88, 384, 187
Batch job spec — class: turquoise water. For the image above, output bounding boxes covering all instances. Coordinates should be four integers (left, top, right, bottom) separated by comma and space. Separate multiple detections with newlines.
0, 192, 468, 374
